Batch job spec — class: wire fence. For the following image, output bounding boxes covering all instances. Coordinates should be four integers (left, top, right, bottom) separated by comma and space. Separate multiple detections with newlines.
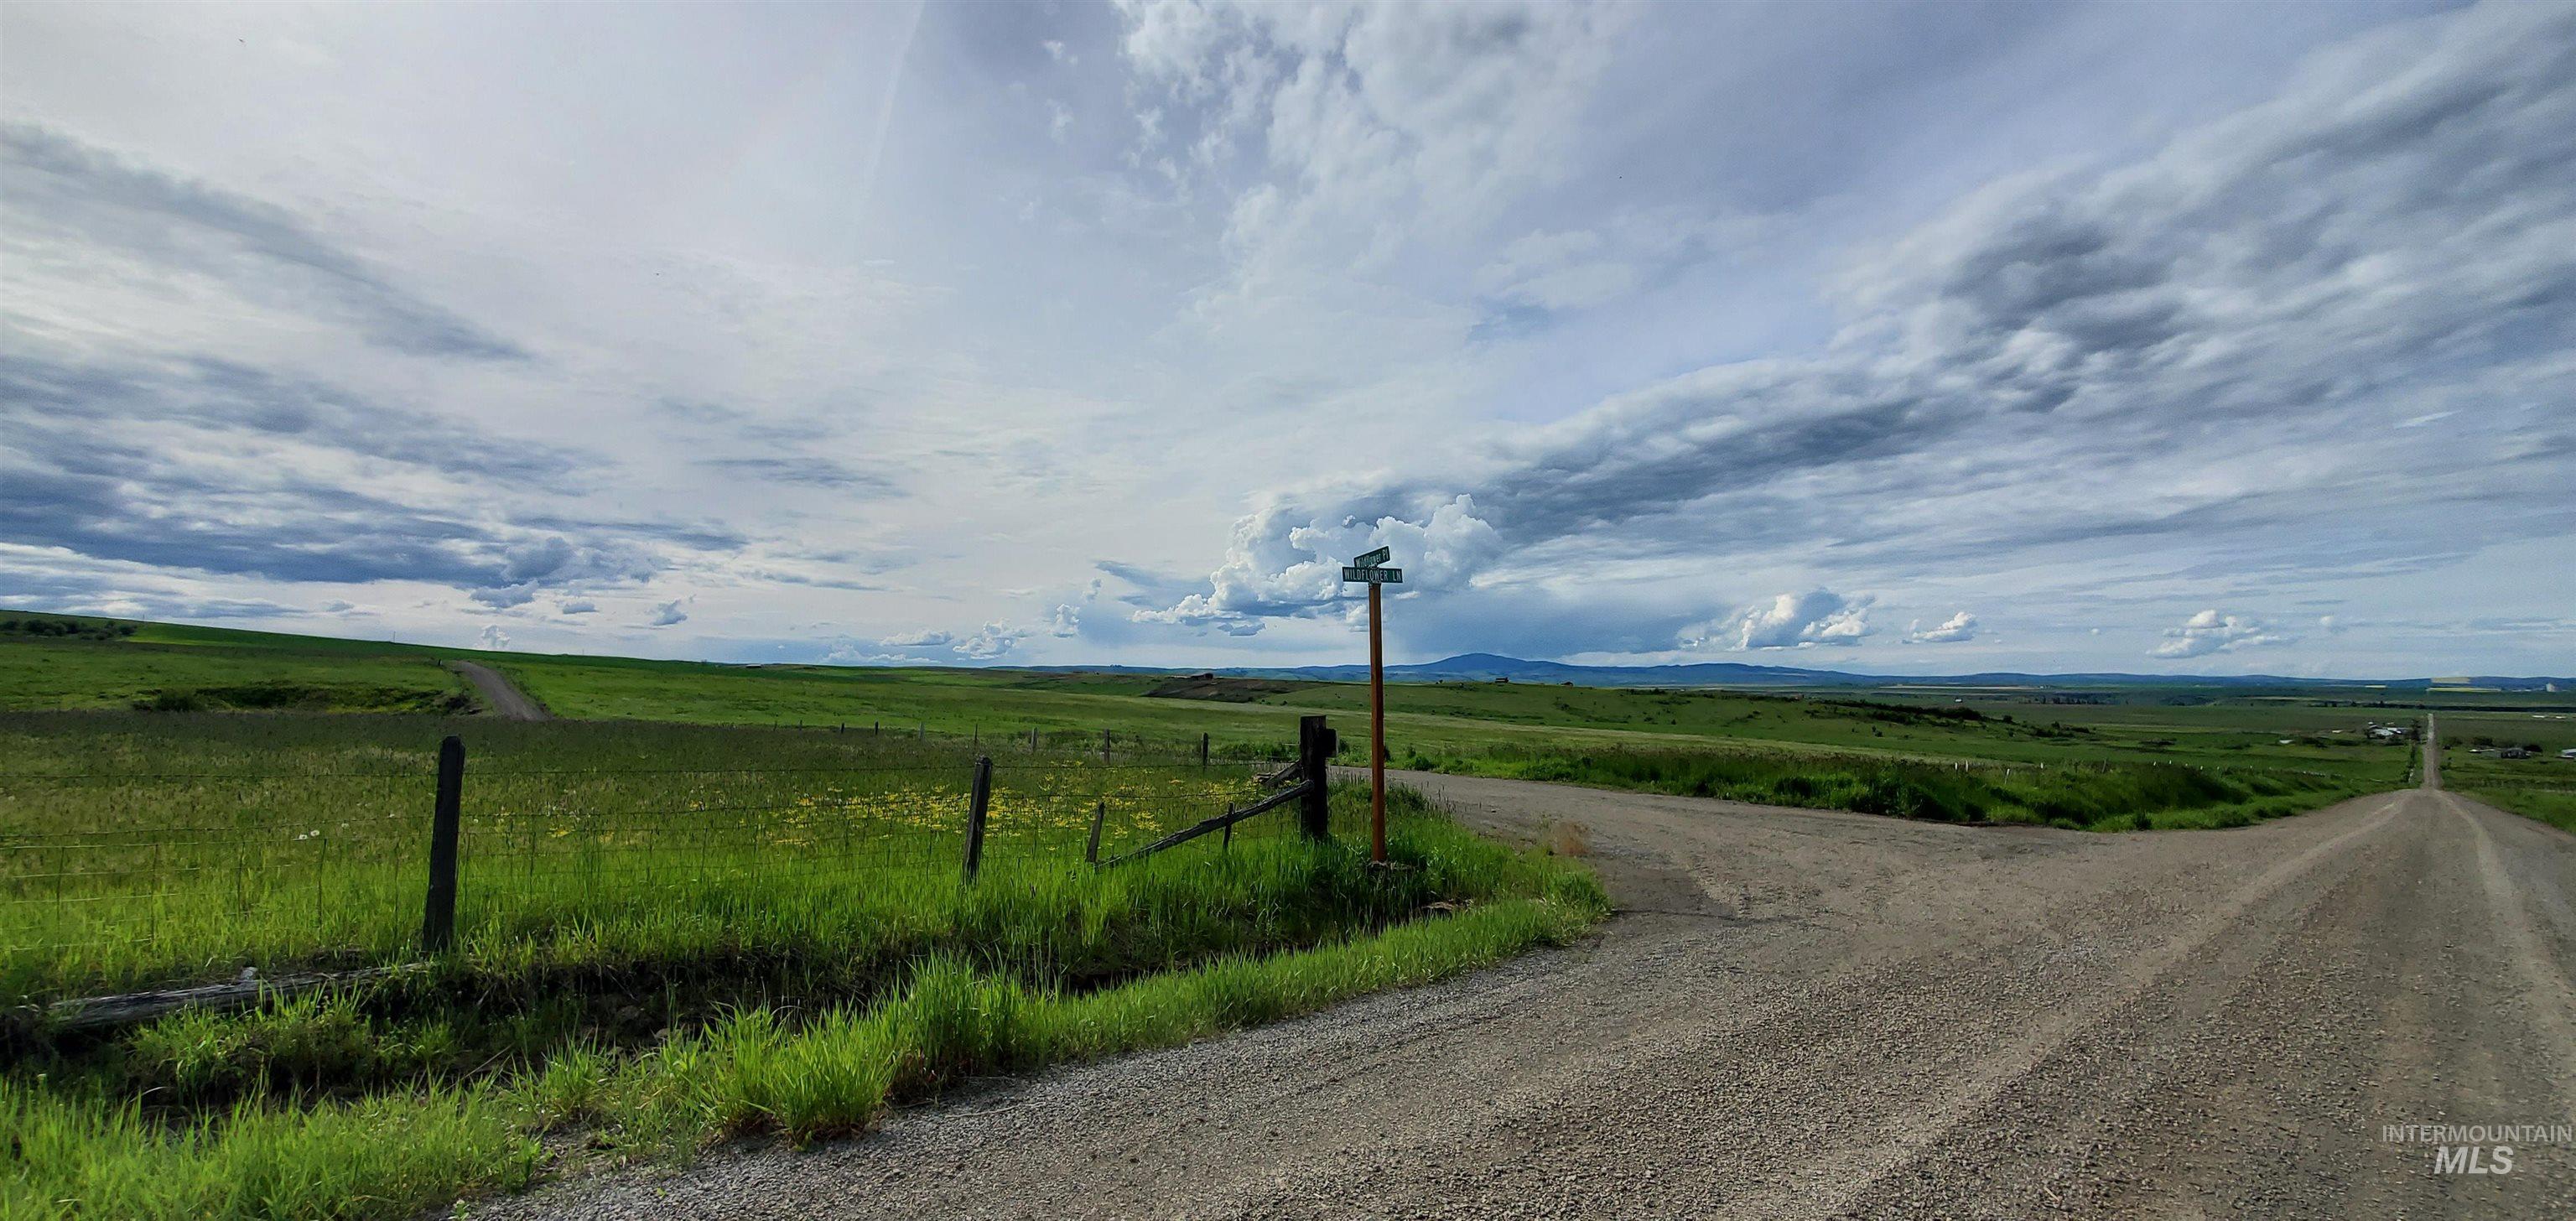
0, 739, 1308, 1005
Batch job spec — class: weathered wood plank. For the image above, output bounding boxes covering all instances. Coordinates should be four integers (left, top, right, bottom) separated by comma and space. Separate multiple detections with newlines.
44, 964, 423, 1032
1099, 782, 1311, 868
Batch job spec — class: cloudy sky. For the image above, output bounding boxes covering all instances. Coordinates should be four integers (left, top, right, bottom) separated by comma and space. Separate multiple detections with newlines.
4, 0, 2571, 678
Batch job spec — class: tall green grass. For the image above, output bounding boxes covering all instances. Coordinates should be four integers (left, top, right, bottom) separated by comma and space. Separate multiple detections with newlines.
3, 889, 1596, 1220
5, 771, 1603, 1220
0, 714, 1286, 1005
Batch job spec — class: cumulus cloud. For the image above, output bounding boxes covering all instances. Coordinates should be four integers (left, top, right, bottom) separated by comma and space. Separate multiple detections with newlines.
1906, 611, 1978, 644
647, 600, 689, 627
2151, 610, 2293, 659
559, 599, 597, 615
880, 628, 953, 648
1139, 493, 1500, 633
477, 625, 511, 650
1685, 590, 1874, 651
953, 621, 1026, 660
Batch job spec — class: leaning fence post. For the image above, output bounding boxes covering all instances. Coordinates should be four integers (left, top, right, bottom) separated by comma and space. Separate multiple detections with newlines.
423, 735, 465, 953
962, 756, 993, 881
1084, 798, 1106, 866
1297, 714, 1332, 840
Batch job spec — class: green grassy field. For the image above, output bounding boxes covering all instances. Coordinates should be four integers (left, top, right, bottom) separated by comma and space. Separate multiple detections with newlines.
490, 652, 2419, 780
2437, 709, 2576, 834
0, 713, 1312, 1005
0, 616, 474, 714
0, 609, 2537, 1217
2, 711, 1601, 1218
3, 610, 2440, 823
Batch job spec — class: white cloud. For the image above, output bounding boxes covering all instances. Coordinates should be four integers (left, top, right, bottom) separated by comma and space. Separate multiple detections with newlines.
2151, 609, 2293, 659
1685, 590, 1874, 651
476, 625, 511, 650
1138, 493, 1501, 632
1148, 0, 2576, 673
7, 3, 2571, 678
1119, 0, 1628, 292
558, 599, 597, 615
647, 600, 689, 627
880, 628, 953, 647
1906, 611, 1978, 644
953, 620, 1026, 659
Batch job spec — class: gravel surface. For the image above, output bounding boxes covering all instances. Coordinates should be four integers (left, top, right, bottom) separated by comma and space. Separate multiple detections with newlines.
449, 661, 548, 721
477, 747, 2573, 1219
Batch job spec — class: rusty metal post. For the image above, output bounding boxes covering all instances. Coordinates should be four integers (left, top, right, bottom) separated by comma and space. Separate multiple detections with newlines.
1368, 582, 1387, 863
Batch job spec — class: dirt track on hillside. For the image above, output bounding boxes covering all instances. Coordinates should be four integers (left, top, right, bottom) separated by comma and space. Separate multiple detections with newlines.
487, 747, 2575, 1219
449, 661, 548, 721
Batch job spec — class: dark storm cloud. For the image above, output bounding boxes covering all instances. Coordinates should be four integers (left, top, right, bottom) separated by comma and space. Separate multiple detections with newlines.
0, 124, 529, 361
1157, 2, 2576, 632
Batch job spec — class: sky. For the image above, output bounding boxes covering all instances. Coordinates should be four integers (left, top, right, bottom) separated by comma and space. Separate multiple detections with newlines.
3, 0, 2572, 678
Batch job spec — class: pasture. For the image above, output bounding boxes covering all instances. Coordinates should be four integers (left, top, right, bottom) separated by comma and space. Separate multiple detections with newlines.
0, 610, 2543, 1217
3, 709, 1600, 1218
2438, 709, 2576, 833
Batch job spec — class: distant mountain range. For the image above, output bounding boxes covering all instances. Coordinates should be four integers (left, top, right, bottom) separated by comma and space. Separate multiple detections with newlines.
1033, 652, 2572, 692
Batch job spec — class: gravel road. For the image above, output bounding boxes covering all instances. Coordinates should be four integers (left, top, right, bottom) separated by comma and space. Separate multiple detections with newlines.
483, 739, 2573, 1219
450, 661, 548, 721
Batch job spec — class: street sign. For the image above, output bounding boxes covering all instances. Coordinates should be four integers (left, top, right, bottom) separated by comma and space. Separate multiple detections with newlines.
1350, 546, 1391, 568
1341, 566, 1404, 584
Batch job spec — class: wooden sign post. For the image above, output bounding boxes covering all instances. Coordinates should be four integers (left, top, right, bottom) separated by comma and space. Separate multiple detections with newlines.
1342, 550, 1401, 863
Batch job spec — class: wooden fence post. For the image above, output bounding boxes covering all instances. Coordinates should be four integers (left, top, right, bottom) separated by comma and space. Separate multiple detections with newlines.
962, 756, 993, 881
423, 735, 464, 952
1102, 727, 1113, 764
1030, 727, 1039, 752
1084, 799, 1106, 866
1297, 715, 1332, 840
1201, 732, 1210, 768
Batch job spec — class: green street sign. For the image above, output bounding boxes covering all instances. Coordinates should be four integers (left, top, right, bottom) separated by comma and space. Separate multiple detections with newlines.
1350, 546, 1391, 567
1341, 566, 1404, 584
